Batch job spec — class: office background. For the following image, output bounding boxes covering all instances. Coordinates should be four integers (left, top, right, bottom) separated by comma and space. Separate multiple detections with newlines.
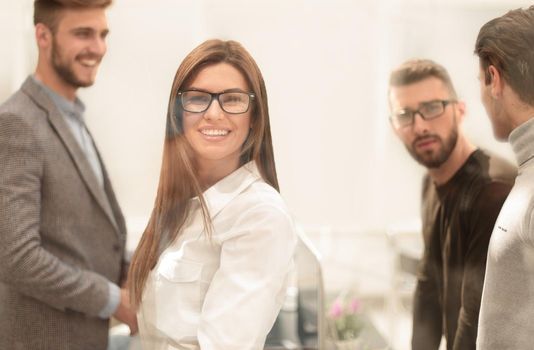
0, 1, 530, 348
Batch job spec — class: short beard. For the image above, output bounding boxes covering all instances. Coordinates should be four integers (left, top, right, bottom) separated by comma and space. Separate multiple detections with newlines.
406, 122, 458, 169
51, 37, 93, 89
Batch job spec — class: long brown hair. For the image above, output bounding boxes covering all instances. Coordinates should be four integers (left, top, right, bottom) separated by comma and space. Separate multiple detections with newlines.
128, 39, 279, 307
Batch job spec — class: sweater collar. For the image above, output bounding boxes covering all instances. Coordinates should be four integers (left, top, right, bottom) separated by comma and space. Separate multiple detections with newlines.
509, 117, 534, 167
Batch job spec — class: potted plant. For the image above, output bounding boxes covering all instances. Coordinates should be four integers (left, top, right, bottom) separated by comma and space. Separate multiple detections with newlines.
327, 291, 365, 350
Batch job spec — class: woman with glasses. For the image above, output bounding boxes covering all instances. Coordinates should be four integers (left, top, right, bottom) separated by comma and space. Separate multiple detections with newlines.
128, 39, 296, 349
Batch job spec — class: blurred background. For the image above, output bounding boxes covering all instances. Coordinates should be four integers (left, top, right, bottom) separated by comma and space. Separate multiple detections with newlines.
0, 0, 530, 348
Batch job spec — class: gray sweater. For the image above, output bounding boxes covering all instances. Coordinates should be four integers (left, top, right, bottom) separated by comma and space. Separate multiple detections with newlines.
477, 117, 534, 349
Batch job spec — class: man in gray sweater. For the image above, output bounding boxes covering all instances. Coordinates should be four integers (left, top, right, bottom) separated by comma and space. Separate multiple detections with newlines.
475, 6, 534, 350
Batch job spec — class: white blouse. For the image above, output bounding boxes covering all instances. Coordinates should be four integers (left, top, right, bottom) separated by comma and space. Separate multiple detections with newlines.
138, 162, 297, 350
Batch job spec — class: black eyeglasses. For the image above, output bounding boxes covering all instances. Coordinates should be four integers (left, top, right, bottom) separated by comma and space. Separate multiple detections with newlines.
390, 99, 456, 129
177, 90, 255, 114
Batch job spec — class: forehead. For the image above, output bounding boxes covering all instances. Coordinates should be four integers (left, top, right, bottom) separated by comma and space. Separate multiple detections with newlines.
389, 77, 451, 110
55, 7, 108, 32
188, 63, 249, 91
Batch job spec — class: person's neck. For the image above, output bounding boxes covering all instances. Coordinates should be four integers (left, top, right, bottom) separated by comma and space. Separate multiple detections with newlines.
500, 83, 534, 134
428, 135, 476, 186
34, 62, 77, 102
197, 157, 240, 190
507, 103, 534, 133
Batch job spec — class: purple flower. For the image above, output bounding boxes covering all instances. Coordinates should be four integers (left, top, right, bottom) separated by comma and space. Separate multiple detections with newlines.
329, 299, 343, 318
348, 298, 361, 313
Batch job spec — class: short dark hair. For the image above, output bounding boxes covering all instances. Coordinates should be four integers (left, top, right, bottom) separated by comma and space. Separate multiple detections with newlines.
389, 59, 458, 99
475, 6, 534, 106
34, 0, 112, 31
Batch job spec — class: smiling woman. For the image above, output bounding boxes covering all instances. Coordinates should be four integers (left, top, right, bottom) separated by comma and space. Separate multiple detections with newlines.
180, 63, 254, 186
128, 39, 297, 350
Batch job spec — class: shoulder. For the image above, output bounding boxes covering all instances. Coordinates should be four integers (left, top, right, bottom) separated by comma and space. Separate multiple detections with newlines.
226, 180, 294, 233
478, 149, 517, 184
472, 181, 512, 214
0, 87, 48, 133
1, 81, 42, 113
463, 150, 517, 200
214, 184, 296, 247
421, 174, 433, 198
476, 150, 516, 205
237, 180, 290, 215
458, 150, 515, 208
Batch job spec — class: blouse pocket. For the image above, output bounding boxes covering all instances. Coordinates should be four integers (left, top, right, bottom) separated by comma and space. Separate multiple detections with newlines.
154, 258, 204, 341
159, 258, 202, 283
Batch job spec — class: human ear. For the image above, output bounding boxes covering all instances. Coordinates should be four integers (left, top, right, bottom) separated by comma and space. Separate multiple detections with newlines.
455, 101, 467, 122
487, 65, 503, 99
35, 23, 52, 50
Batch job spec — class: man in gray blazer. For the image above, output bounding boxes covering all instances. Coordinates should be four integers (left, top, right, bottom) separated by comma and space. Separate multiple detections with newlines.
0, 1, 137, 349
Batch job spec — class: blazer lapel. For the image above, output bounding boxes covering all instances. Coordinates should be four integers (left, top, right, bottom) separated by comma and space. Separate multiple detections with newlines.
21, 77, 121, 235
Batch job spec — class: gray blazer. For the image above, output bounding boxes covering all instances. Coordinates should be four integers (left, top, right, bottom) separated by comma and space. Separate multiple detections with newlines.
0, 77, 127, 350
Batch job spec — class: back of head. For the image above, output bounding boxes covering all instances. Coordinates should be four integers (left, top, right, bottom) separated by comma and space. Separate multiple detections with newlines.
475, 6, 534, 106
34, 0, 112, 31
389, 58, 458, 99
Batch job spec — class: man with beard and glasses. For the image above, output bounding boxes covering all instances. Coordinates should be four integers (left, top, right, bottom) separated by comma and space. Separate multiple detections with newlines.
0, 1, 137, 349
388, 59, 516, 350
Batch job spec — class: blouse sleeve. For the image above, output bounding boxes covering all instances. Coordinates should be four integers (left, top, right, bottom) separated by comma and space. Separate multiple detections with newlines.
198, 203, 297, 350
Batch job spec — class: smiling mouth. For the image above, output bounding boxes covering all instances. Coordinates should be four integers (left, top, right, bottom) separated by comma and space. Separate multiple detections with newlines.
200, 129, 230, 136
78, 57, 100, 68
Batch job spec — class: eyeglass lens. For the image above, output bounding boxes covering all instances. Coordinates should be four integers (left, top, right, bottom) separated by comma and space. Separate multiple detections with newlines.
181, 91, 251, 114
392, 100, 448, 127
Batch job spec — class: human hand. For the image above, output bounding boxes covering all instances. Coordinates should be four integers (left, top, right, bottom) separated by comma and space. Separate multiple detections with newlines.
113, 288, 139, 335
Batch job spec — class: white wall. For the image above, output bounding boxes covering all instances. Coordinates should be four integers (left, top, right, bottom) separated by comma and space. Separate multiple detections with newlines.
0, 0, 530, 235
